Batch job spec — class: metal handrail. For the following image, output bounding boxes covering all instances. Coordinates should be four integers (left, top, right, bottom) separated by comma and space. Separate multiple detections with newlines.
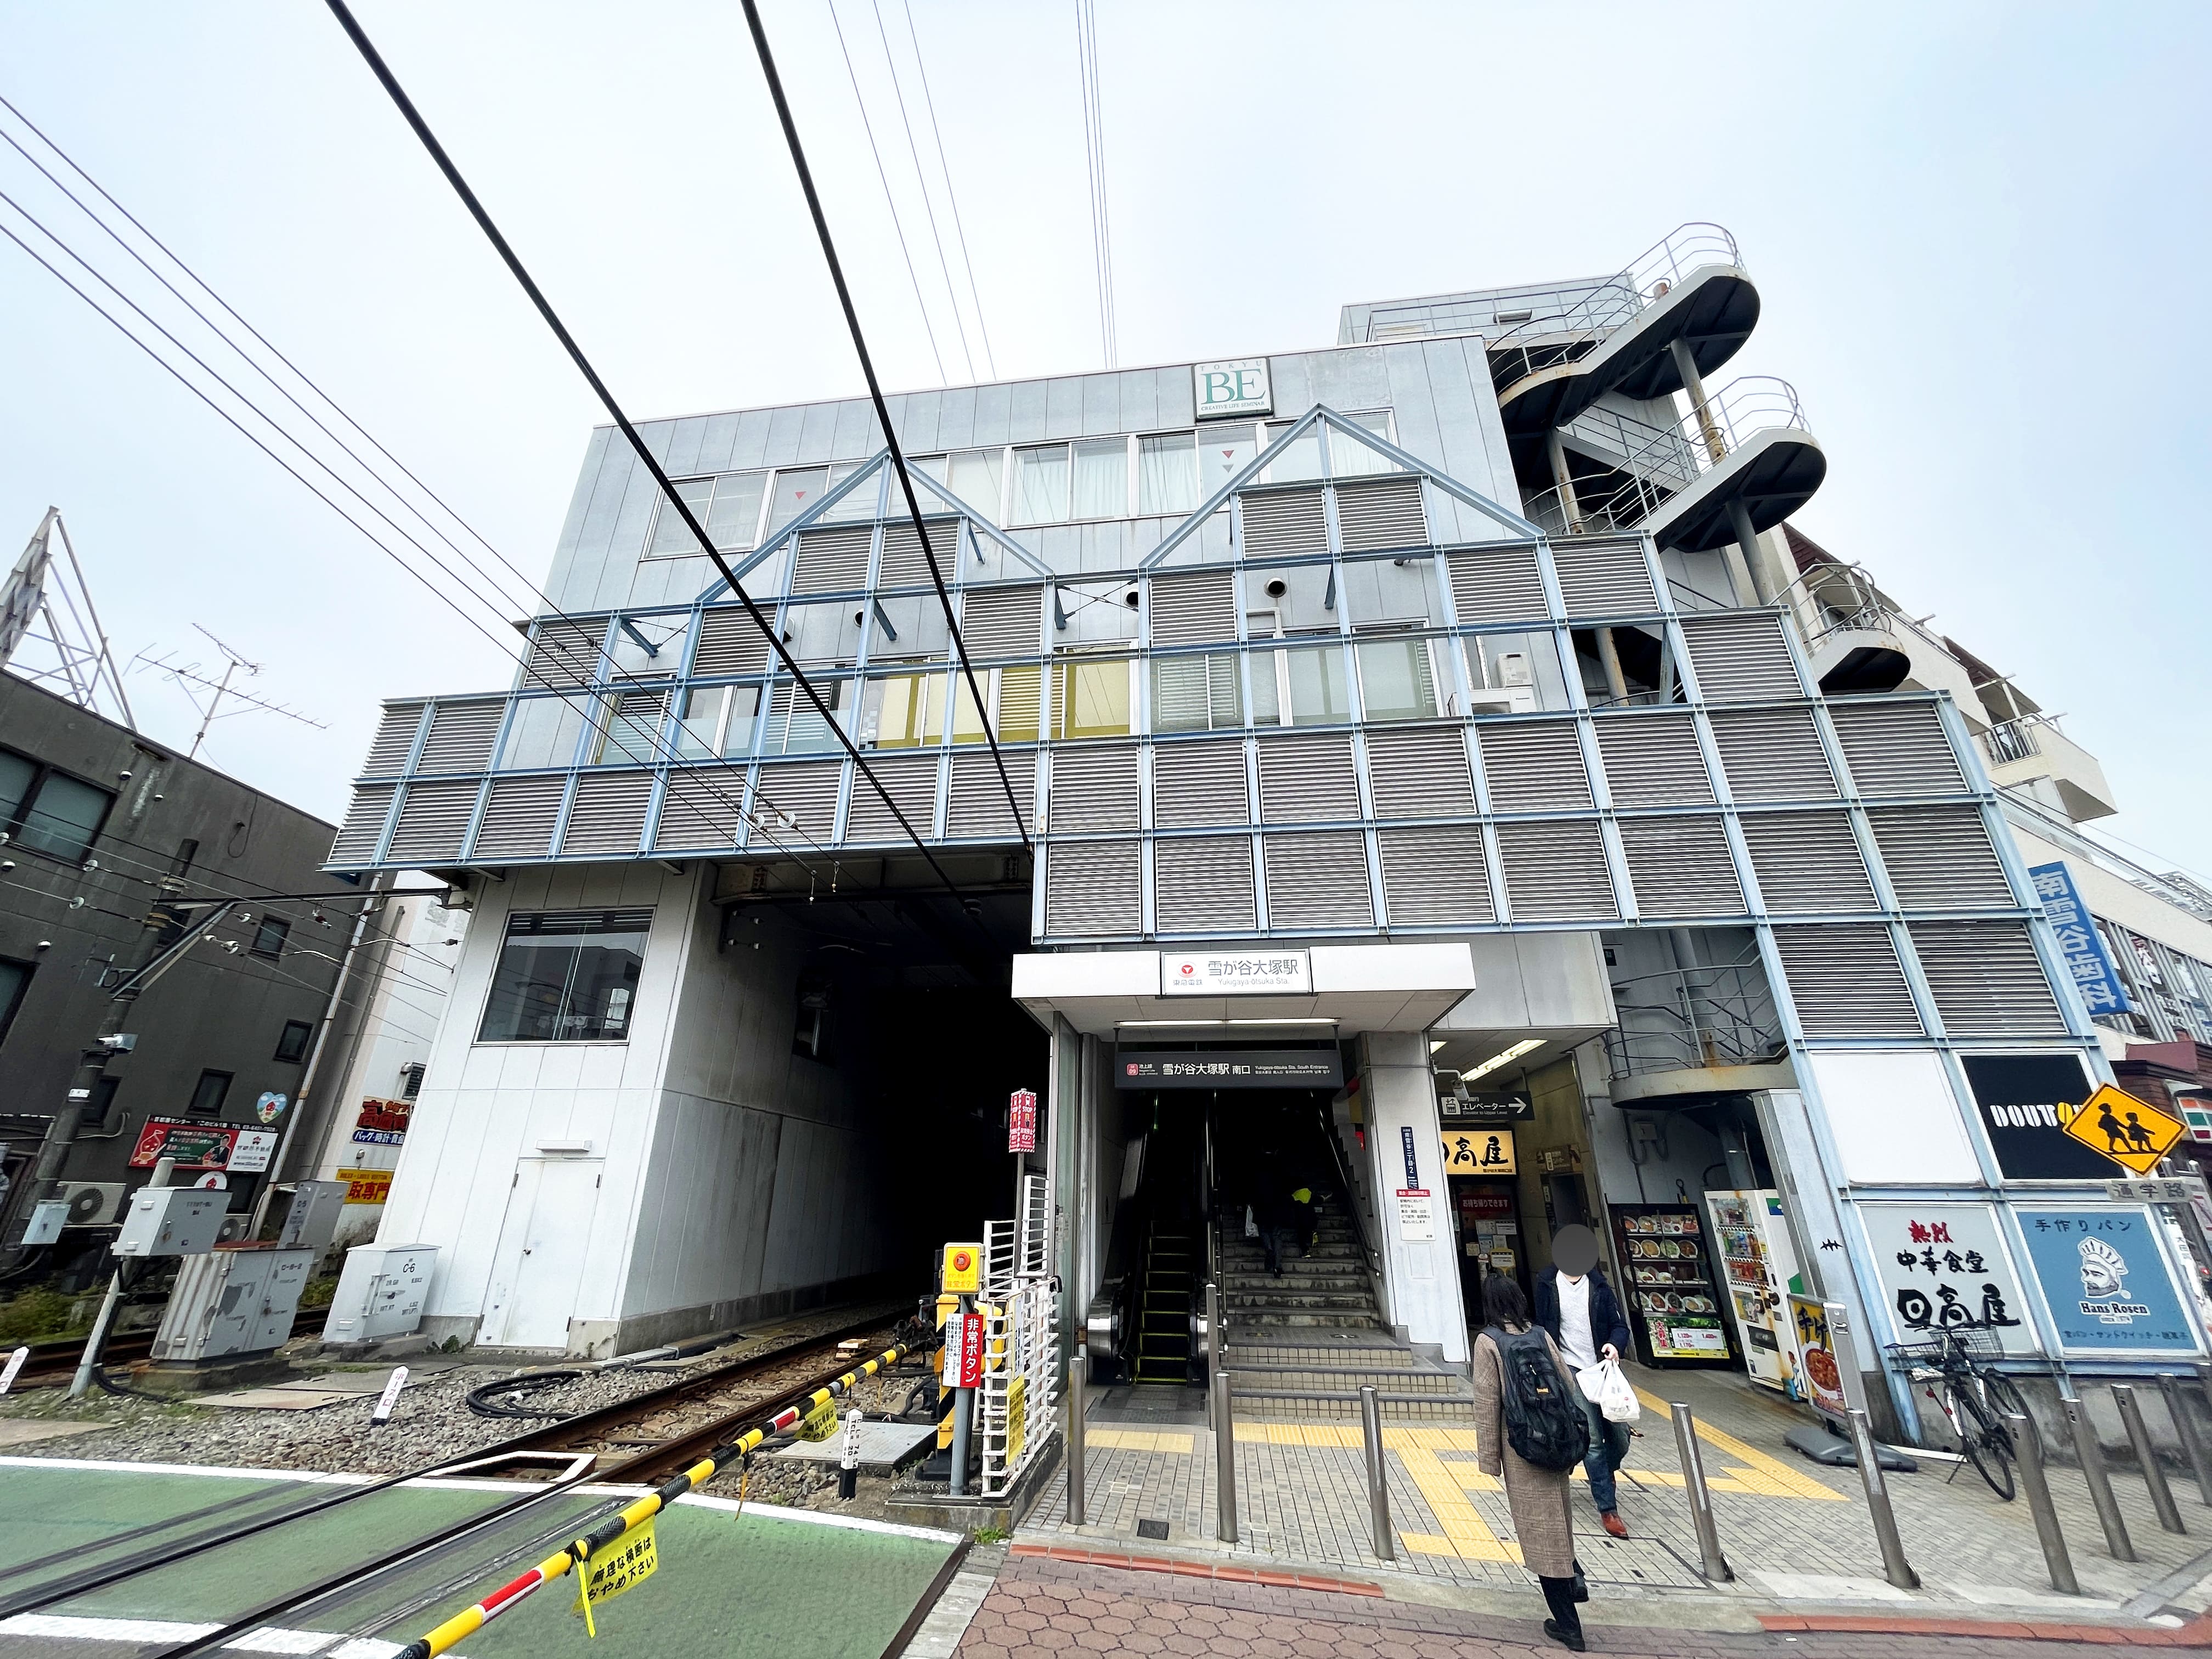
1486, 222, 1745, 392
1604, 957, 1785, 1079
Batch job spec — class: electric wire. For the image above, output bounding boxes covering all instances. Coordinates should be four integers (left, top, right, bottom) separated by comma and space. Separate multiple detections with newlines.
826, 0, 953, 384
897, 0, 996, 379
1074, 0, 1117, 369
865, 0, 976, 383
323, 1, 1017, 920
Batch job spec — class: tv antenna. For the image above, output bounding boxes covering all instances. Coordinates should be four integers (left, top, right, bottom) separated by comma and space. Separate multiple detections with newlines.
1, 508, 137, 727
132, 624, 328, 759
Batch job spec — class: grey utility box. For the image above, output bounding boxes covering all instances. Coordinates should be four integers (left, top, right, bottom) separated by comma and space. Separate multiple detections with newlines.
114, 1188, 226, 1258
150, 1245, 315, 1361
277, 1180, 349, 1252
324, 1242, 437, 1344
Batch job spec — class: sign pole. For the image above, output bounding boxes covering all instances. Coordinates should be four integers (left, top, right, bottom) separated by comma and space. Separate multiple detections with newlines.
950, 1293, 973, 1498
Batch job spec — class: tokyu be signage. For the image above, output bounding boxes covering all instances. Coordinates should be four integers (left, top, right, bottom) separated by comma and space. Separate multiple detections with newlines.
1192, 358, 1271, 418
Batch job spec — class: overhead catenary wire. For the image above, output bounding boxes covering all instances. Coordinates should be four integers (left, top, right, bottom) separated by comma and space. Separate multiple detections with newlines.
324, 1, 1024, 917
896, 0, 996, 379
1074, 0, 1117, 369
864, 0, 977, 383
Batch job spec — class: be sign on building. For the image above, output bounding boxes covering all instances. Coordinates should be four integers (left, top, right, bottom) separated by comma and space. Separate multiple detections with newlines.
1192, 358, 1271, 419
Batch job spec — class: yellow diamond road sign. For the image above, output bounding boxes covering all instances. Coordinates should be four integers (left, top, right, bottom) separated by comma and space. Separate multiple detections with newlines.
2061, 1084, 2188, 1174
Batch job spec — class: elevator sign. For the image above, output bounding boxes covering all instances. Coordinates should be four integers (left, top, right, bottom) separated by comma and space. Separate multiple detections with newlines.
1008, 1089, 1038, 1153
1159, 950, 1311, 996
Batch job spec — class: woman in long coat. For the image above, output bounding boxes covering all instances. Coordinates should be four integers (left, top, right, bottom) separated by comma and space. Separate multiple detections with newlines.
1472, 1272, 1585, 1650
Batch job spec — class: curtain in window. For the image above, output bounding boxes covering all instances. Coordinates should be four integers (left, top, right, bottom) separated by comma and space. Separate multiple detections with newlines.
865, 674, 940, 748
1264, 421, 1324, 483
1285, 644, 1350, 723
1152, 654, 1241, 732
1137, 433, 1199, 516
1012, 445, 1070, 524
1354, 637, 1437, 721
1328, 413, 1400, 477
1071, 438, 1128, 520
774, 679, 847, 752
945, 450, 1006, 522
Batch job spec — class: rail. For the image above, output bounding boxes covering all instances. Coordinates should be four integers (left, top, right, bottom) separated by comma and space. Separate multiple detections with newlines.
1486, 222, 1745, 393
1317, 1098, 1386, 1286
1603, 956, 1784, 1080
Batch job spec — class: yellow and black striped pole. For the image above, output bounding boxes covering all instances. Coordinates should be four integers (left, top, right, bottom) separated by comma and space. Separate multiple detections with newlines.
395, 1339, 921, 1659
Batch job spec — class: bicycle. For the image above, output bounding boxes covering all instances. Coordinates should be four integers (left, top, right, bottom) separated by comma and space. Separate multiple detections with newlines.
1887, 1328, 2029, 1500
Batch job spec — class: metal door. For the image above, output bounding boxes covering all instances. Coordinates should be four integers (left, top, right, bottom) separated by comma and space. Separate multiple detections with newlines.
482, 1156, 602, 1349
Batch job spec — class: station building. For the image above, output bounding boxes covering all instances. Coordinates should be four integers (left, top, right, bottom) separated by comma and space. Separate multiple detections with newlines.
330, 225, 2206, 1430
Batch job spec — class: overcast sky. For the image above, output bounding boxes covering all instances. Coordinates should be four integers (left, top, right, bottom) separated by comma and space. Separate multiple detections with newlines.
3, 2, 2207, 881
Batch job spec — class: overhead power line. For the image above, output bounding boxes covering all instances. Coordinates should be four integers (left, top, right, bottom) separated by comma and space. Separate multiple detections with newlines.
1074, 0, 1118, 369
896, 0, 996, 380
865, 0, 977, 383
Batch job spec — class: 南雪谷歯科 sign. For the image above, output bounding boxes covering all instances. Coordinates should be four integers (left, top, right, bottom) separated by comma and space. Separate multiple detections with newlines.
2029, 861, 2132, 1017
1192, 358, 1271, 419
1008, 1089, 1037, 1153
2016, 1205, 2204, 1355
941, 1243, 981, 1295
2061, 1084, 2188, 1175
1116, 1049, 1341, 1089
1159, 951, 1311, 996
1441, 1127, 1517, 1176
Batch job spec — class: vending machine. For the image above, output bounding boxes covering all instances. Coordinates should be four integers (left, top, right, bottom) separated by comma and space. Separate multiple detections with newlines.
1704, 1189, 1805, 1394
1609, 1202, 1733, 1366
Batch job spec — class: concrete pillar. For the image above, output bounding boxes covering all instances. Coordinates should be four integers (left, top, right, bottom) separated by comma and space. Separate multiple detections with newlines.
1356, 1032, 1469, 1363
1544, 431, 1585, 535
1669, 337, 1727, 464
1595, 628, 1629, 705
1725, 498, 1773, 605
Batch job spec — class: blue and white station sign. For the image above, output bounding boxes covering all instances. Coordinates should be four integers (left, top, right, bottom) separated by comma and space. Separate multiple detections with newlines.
2028, 861, 2132, 1017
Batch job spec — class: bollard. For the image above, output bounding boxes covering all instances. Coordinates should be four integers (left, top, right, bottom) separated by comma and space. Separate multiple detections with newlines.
2066, 1395, 2136, 1562
2005, 1410, 2079, 1595
2160, 1373, 2212, 1508
1360, 1385, 1395, 1561
1669, 1403, 1733, 1583
1846, 1407, 1920, 1590
1212, 1367, 1238, 1544
1066, 1336, 1087, 1525
2114, 1386, 2186, 1536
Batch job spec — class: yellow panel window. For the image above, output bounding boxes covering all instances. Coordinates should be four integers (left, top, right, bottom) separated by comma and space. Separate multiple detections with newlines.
1051, 659, 1131, 740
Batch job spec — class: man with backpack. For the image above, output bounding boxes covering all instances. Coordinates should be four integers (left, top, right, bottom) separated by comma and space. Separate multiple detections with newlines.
1534, 1225, 1635, 1538
1473, 1272, 1589, 1651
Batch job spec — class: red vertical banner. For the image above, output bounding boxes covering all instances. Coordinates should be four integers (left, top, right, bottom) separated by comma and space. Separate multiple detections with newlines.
956, 1312, 985, 1387
1008, 1088, 1038, 1153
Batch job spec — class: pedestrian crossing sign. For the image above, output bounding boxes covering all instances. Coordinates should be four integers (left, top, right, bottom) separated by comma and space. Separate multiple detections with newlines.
2060, 1085, 2188, 1175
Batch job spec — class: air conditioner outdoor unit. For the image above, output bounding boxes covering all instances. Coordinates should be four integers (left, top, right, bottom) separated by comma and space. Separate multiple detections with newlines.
60, 1182, 126, 1227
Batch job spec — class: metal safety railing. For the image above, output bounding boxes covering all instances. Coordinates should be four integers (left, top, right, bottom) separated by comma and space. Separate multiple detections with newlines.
1603, 956, 1785, 1080
1485, 222, 1745, 393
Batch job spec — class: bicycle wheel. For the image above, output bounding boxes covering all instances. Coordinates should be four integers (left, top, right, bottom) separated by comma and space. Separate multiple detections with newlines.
1950, 1386, 2017, 1501
1980, 1369, 2031, 1428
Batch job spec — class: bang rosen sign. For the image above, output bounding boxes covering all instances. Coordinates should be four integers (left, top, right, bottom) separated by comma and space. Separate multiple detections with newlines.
1859, 1203, 2042, 1356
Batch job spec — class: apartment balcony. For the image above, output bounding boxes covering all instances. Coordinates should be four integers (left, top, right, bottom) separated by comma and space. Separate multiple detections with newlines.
1604, 958, 1793, 1105
1982, 714, 2119, 822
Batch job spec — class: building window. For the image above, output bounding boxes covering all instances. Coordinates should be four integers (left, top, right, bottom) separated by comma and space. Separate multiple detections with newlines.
1262, 420, 1325, 484
1071, 438, 1129, 521
862, 670, 946, 749
949, 665, 1042, 746
274, 1019, 314, 1064
1048, 656, 1134, 740
594, 690, 670, 765
0, 748, 116, 865
478, 908, 651, 1043
1352, 629, 1440, 723
0, 956, 30, 1048
1011, 444, 1071, 526
914, 450, 1006, 522
1251, 639, 1350, 727
646, 471, 769, 556
187, 1070, 233, 1116
400, 1061, 426, 1099
1152, 654, 1242, 733
251, 916, 291, 958
1464, 631, 1570, 714
672, 684, 762, 760
1137, 434, 1199, 516
765, 679, 850, 754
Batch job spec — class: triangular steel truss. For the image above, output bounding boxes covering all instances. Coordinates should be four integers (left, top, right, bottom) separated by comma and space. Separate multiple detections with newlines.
1, 508, 136, 727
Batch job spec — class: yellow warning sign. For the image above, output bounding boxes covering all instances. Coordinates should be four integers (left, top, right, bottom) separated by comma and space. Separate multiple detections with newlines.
795, 1396, 839, 1441
2061, 1085, 2188, 1175
572, 1516, 658, 1636
941, 1242, 982, 1294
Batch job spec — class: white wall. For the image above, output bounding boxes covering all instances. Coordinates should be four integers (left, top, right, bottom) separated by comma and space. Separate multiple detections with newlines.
1359, 1030, 1469, 1363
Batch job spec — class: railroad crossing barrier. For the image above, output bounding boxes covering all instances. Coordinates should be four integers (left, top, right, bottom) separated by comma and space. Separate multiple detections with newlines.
393, 1337, 922, 1659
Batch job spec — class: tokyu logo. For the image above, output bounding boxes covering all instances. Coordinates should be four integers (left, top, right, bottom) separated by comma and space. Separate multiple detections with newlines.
1192, 358, 1270, 417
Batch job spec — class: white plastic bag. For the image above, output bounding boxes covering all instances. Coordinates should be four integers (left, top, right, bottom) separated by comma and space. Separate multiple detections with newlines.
1578, 1356, 1640, 1423
1244, 1205, 1259, 1239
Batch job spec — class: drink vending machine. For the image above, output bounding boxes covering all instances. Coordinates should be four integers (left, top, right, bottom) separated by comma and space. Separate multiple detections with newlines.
1704, 1188, 1806, 1395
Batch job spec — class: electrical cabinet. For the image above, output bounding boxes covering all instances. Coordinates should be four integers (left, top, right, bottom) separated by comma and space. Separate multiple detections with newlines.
150, 1246, 315, 1361
114, 1188, 225, 1258
325, 1242, 437, 1343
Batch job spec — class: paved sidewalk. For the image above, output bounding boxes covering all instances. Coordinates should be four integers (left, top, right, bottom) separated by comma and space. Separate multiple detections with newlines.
1020, 1361, 2212, 1624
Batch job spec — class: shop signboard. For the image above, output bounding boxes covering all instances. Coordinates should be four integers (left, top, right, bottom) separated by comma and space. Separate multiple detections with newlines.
337, 1167, 393, 1204
1191, 358, 1272, 419
2015, 1204, 2205, 1355
353, 1097, 414, 1147
1158, 950, 1310, 995
227, 1130, 279, 1173
1788, 1295, 1850, 1421
1007, 1088, 1037, 1153
1962, 1053, 2112, 1180
129, 1118, 239, 1170
1858, 1203, 2040, 1355
2028, 861, 2132, 1016
1440, 1126, 1517, 1176
1118, 1049, 1341, 1088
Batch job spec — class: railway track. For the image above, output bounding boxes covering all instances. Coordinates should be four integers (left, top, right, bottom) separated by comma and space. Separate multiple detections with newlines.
7, 1310, 331, 1391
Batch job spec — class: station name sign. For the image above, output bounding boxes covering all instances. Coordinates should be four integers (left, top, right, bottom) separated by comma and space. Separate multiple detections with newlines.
1117, 1049, 1344, 1090
1159, 950, 1311, 996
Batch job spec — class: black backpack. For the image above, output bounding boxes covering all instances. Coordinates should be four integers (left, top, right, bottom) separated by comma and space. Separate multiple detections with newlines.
1485, 1325, 1589, 1472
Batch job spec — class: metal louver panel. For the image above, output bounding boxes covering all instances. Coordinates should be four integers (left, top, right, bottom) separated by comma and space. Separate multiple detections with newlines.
1618, 817, 1742, 917
1237, 488, 1327, 558
1708, 708, 1837, 801
1446, 546, 1548, 624
752, 760, 844, 842
960, 585, 1045, 656
1153, 741, 1250, 828
844, 753, 942, 842
1680, 613, 1803, 702
1773, 925, 1923, 1036
1550, 539, 1657, 615
416, 701, 503, 773
1257, 732, 1360, 822
560, 771, 652, 855
1155, 836, 1257, 931
526, 620, 605, 690
1263, 832, 1375, 928
329, 785, 395, 863
791, 525, 875, 593
693, 607, 775, 676
1496, 821, 1616, 920
946, 751, 1034, 839
1831, 703, 1967, 797
1476, 721, 1593, 812
1365, 725, 1475, 819
878, 518, 960, 586
1593, 715, 1712, 805
1378, 825, 1493, 923
1147, 571, 1237, 646
1333, 476, 1427, 551
1045, 840, 1140, 935
386, 780, 479, 865
1867, 806, 2013, 908
1046, 746, 1139, 832
1738, 812, 1876, 913
1908, 921, 2063, 1033
654, 769, 746, 850
472, 775, 567, 859
364, 703, 427, 775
